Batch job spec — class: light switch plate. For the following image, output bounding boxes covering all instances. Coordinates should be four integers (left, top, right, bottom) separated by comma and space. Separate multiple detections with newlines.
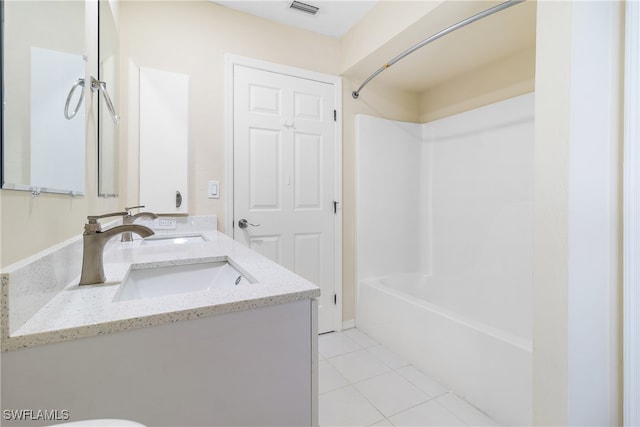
208, 180, 220, 199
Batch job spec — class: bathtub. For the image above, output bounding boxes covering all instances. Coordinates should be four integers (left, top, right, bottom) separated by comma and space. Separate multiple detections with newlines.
357, 273, 532, 426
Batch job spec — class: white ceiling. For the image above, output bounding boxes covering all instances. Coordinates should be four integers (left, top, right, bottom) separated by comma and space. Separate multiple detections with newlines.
212, 0, 379, 38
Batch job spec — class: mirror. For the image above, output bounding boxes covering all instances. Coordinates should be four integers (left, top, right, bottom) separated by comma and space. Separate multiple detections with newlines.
98, 0, 119, 197
1, 0, 87, 196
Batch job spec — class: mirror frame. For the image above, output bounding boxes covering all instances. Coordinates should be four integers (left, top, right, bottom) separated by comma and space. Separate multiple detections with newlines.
97, 0, 120, 198
97, 0, 119, 198
1, 1, 4, 190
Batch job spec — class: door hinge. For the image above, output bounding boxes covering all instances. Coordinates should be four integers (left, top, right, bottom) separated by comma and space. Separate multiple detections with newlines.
334, 110, 337, 122
333, 200, 339, 214
334, 293, 337, 305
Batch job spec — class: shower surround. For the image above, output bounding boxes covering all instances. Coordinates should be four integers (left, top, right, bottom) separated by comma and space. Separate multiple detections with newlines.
356, 93, 534, 425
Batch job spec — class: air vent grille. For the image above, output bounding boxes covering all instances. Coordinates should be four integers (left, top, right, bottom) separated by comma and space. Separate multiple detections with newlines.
289, 1, 319, 15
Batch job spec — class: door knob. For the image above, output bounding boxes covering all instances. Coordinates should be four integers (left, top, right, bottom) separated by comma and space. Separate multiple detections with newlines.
238, 219, 260, 229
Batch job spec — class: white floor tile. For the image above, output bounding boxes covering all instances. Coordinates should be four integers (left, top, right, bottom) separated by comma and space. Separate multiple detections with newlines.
389, 400, 467, 427
354, 371, 430, 418
343, 328, 379, 348
319, 385, 385, 427
319, 332, 362, 359
368, 419, 393, 427
328, 348, 391, 384
396, 365, 448, 398
367, 345, 409, 370
317, 330, 499, 427
319, 360, 350, 395
436, 393, 499, 426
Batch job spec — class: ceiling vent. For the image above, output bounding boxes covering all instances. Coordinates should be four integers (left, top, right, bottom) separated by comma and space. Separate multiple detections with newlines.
289, 1, 319, 15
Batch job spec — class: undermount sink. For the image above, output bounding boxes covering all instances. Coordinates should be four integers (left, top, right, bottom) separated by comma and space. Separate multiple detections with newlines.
140, 233, 207, 246
113, 260, 252, 301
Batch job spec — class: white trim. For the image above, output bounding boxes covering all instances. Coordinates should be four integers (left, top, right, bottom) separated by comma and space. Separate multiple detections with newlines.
311, 299, 319, 426
224, 57, 234, 238
224, 54, 343, 333
353, 114, 362, 329
624, 1, 640, 425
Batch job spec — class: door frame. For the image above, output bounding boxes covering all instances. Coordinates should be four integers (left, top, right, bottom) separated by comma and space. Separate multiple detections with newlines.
224, 54, 343, 332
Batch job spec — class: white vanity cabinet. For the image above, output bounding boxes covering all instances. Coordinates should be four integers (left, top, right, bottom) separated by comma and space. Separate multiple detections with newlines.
1, 299, 318, 427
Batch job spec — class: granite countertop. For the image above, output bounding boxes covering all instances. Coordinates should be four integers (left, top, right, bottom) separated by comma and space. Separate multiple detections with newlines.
2, 226, 320, 351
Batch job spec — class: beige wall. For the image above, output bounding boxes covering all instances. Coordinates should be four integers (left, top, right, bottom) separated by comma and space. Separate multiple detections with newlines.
0, 0, 121, 268
533, 3, 572, 423
340, 0, 442, 73
118, 0, 341, 227
418, 46, 535, 123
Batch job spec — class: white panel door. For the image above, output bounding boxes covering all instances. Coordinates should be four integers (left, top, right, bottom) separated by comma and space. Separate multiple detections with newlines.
233, 65, 337, 333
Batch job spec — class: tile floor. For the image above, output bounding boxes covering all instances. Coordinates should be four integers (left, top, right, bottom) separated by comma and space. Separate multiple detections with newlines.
318, 328, 500, 427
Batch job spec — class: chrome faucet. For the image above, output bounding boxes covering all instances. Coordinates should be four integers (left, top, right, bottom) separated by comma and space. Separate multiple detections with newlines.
79, 212, 155, 285
121, 205, 158, 242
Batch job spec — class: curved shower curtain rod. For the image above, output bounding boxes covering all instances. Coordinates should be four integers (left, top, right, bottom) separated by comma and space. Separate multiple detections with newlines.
351, 0, 527, 99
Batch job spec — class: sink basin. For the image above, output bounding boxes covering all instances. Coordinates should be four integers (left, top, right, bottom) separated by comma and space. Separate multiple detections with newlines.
114, 260, 251, 301
140, 234, 207, 247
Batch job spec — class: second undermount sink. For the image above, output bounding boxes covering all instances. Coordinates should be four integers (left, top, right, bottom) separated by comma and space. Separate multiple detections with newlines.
113, 260, 252, 301
140, 233, 207, 246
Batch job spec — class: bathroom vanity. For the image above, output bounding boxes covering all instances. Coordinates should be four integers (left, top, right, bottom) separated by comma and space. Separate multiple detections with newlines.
0, 216, 320, 426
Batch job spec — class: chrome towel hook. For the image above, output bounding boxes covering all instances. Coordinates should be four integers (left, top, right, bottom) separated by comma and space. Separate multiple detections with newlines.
63, 76, 120, 125
91, 77, 120, 124
64, 77, 86, 120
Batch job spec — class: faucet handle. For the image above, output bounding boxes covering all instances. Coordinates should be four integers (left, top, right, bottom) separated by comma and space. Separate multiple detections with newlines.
87, 211, 130, 223
124, 205, 145, 213
85, 211, 129, 233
